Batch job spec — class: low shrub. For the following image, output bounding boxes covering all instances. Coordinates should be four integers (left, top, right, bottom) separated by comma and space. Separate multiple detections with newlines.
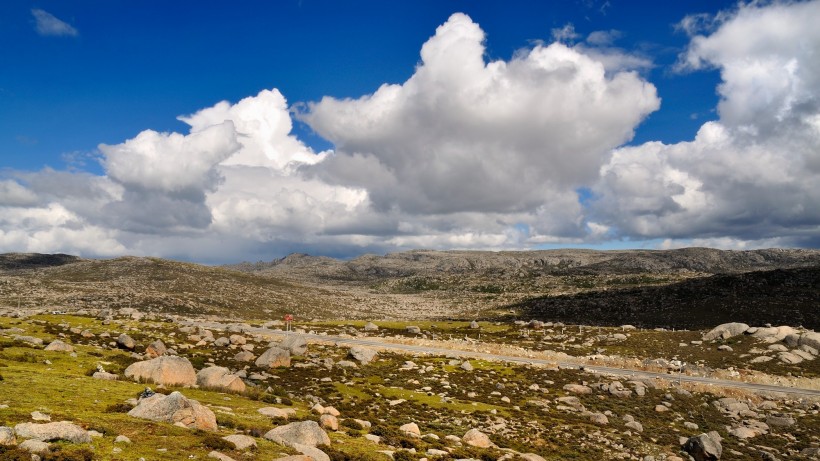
200, 433, 236, 451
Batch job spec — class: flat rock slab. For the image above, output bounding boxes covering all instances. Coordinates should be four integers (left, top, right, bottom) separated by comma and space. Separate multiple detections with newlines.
14, 421, 91, 444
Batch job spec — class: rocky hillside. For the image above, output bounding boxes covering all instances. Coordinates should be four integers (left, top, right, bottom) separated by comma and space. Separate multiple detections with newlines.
517, 267, 820, 329
2, 249, 819, 326
228, 247, 820, 280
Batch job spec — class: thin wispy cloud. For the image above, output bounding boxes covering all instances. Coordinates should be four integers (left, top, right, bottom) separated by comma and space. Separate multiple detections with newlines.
32, 9, 78, 37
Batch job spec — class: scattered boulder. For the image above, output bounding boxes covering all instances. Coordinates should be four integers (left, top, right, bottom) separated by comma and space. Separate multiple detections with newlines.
44, 339, 74, 352
319, 414, 338, 431
214, 337, 230, 347
460, 361, 474, 371
124, 356, 197, 386
255, 346, 291, 368
469, 321, 480, 329
93, 371, 119, 381
399, 423, 421, 437
279, 335, 307, 355
589, 413, 608, 425
682, 432, 722, 461
703, 323, 749, 341
406, 326, 421, 334
196, 366, 246, 392
349, 346, 377, 365
18, 439, 50, 455
128, 391, 217, 431
115, 435, 131, 444
258, 407, 297, 419
229, 334, 246, 345
0, 426, 16, 445
263, 421, 330, 448
12, 335, 43, 346
14, 421, 92, 443
117, 333, 136, 350
799, 331, 820, 351
778, 351, 803, 364
625, 421, 643, 432
223, 434, 256, 450
145, 339, 168, 358
234, 350, 255, 362
208, 451, 237, 461
563, 384, 593, 394
462, 428, 493, 448
363, 322, 379, 331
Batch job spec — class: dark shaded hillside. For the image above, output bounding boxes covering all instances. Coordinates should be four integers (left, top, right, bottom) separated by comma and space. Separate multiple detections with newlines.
514, 267, 820, 330
0, 253, 81, 272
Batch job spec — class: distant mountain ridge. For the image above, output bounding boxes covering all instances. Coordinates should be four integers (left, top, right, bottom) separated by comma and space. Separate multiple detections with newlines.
226, 248, 820, 280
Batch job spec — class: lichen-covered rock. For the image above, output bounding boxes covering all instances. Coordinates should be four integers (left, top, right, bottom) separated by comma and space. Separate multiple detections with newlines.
703, 323, 749, 341
223, 434, 257, 450
349, 346, 377, 364
145, 339, 168, 358
127, 391, 217, 431
196, 366, 246, 392
682, 432, 722, 461
14, 421, 91, 443
0, 426, 16, 445
263, 421, 330, 448
279, 335, 307, 355
117, 333, 136, 350
255, 346, 291, 368
462, 428, 493, 448
44, 339, 74, 352
124, 356, 197, 386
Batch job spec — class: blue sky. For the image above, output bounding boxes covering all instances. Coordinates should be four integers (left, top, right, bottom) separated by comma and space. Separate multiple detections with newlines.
1, 1, 819, 262
3, 1, 723, 171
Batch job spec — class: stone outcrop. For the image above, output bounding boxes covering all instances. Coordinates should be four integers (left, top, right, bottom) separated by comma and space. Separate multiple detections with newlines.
44, 339, 74, 352
349, 346, 377, 364
682, 432, 722, 461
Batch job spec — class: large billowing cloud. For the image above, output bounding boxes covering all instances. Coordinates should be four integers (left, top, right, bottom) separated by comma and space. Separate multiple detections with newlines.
301, 13, 659, 217
2, 4, 818, 261
594, 0, 820, 248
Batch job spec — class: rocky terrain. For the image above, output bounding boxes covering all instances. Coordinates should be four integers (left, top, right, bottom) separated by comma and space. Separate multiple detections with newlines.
1, 248, 819, 460
0, 310, 818, 461
2, 248, 819, 326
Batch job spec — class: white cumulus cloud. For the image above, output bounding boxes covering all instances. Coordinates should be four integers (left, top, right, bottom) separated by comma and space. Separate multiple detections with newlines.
595, 0, 820, 247
31, 9, 78, 37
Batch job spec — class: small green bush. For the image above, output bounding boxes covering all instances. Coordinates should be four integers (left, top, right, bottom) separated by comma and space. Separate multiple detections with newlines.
104, 402, 134, 413
0, 445, 31, 461
42, 446, 95, 461
340, 418, 364, 430
201, 433, 236, 451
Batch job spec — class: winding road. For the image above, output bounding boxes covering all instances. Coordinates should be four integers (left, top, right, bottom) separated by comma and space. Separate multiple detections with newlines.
195, 321, 820, 398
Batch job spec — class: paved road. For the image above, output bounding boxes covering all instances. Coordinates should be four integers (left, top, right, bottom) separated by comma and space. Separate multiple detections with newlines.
195, 321, 820, 398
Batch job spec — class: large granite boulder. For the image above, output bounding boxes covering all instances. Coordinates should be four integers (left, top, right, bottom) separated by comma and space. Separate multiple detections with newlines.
263, 421, 330, 448
703, 323, 749, 341
124, 356, 197, 386
255, 346, 291, 368
127, 391, 217, 431
279, 335, 307, 356
14, 421, 91, 443
196, 366, 246, 392
682, 432, 722, 461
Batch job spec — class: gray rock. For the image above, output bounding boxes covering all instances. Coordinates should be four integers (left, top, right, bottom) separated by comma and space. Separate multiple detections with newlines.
255, 346, 291, 368
117, 333, 136, 350
292, 443, 330, 461
460, 361, 474, 371
703, 322, 749, 341
799, 331, 820, 351
263, 421, 330, 448
196, 366, 246, 392
12, 335, 43, 346
279, 335, 307, 355
0, 426, 16, 445
145, 339, 168, 358
223, 434, 256, 450
127, 391, 217, 431
124, 356, 197, 386
406, 326, 421, 334
19, 439, 50, 454
469, 321, 480, 329
363, 322, 379, 331
92, 371, 119, 381
682, 432, 722, 461
625, 420, 643, 432
14, 421, 92, 443
233, 350, 255, 362
214, 337, 230, 347
349, 346, 377, 364
462, 428, 493, 448
44, 340, 74, 352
